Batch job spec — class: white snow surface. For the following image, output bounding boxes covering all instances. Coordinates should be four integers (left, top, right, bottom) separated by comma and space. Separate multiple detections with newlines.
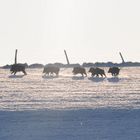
0, 67, 140, 110
0, 67, 140, 140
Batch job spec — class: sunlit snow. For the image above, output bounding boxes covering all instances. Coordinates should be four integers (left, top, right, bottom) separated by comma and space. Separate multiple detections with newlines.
0, 67, 139, 111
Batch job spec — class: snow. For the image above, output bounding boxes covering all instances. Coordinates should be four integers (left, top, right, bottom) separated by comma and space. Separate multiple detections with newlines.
0, 67, 140, 140
0, 109, 140, 140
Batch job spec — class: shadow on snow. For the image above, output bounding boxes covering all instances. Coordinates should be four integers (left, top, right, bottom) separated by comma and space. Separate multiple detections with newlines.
88, 77, 106, 82
72, 76, 85, 80
8, 75, 25, 78
107, 77, 120, 83
42, 75, 59, 79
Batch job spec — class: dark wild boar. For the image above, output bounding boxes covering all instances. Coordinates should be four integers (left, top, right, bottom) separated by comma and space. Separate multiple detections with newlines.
108, 67, 120, 76
10, 64, 27, 75
43, 66, 60, 76
72, 67, 87, 77
89, 67, 106, 77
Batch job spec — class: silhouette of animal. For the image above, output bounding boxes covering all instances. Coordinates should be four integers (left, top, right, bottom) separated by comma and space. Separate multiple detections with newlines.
72, 67, 87, 76
89, 67, 106, 77
43, 66, 60, 76
10, 64, 27, 75
108, 67, 120, 76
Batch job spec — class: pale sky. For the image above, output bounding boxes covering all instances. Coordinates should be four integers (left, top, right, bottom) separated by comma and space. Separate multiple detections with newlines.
0, 0, 140, 65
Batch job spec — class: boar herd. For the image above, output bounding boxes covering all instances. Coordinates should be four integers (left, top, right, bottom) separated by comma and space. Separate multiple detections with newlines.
10, 63, 120, 77
73, 67, 120, 77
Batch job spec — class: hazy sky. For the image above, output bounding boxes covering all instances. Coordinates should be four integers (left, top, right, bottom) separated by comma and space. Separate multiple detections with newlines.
0, 0, 140, 65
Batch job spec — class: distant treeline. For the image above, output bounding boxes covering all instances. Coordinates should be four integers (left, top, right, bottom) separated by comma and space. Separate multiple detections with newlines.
1, 61, 140, 69
82, 62, 140, 67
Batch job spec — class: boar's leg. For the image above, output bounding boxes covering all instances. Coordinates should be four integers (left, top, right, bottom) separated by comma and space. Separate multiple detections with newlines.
84, 72, 87, 77
11, 71, 14, 74
96, 74, 99, 77
92, 73, 95, 77
22, 70, 27, 75
103, 73, 106, 77
100, 74, 103, 77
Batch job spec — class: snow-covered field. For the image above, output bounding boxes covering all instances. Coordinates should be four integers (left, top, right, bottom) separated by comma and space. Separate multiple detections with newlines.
0, 67, 140, 140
